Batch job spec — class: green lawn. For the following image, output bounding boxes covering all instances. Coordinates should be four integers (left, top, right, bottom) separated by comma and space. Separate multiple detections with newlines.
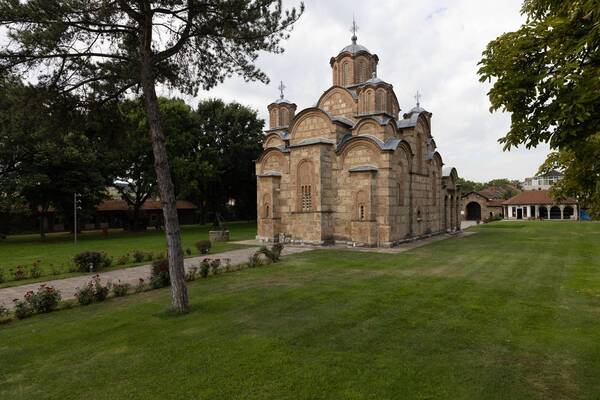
1, 221, 600, 399
0, 221, 256, 287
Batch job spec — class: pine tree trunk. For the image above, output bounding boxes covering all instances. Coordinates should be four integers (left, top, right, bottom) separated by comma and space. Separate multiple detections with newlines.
140, 68, 189, 314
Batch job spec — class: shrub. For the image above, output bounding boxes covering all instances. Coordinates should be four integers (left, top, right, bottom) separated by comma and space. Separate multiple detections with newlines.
30, 260, 42, 278
132, 250, 146, 263
210, 259, 221, 275
73, 251, 111, 272
185, 248, 192, 256
247, 252, 263, 268
185, 267, 198, 282
199, 259, 211, 278
135, 278, 146, 293
112, 281, 130, 297
74, 276, 111, 305
13, 299, 32, 319
92, 276, 111, 302
0, 303, 8, 318
13, 266, 26, 280
116, 254, 129, 265
0, 268, 4, 284
24, 285, 61, 313
195, 240, 211, 254
150, 259, 170, 288
258, 243, 284, 264
74, 284, 95, 306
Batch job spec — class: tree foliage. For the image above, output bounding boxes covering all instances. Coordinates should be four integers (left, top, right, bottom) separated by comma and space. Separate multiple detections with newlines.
540, 134, 600, 218
173, 99, 264, 221
478, 0, 600, 150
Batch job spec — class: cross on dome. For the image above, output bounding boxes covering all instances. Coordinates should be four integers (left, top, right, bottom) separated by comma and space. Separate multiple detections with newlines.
350, 15, 359, 43
278, 81, 286, 99
415, 90, 422, 107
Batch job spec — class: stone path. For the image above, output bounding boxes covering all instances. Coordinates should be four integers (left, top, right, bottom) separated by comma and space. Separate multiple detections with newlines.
0, 246, 311, 309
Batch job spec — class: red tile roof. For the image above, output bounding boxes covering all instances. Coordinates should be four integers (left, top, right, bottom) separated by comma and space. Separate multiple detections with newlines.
502, 190, 577, 206
96, 199, 197, 211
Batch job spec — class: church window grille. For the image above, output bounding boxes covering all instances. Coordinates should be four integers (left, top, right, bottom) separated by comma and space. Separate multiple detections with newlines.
301, 185, 312, 211
359, 204, 365, 220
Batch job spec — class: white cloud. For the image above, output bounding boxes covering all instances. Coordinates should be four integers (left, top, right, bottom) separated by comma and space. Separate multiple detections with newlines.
1, 1, 549, 182
186, 0, 550, 182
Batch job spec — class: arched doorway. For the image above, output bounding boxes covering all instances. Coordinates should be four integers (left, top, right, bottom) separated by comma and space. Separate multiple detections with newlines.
550, 206, 562, 219
563, 206, 574, 220
539, 206, 548, 219
466, 202, 481, 221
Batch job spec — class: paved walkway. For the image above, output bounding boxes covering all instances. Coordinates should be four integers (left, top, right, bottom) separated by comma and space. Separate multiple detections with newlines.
0, 246, 311, 309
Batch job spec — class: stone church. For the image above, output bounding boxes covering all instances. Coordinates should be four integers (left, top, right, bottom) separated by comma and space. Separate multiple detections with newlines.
255, 31, 462, 247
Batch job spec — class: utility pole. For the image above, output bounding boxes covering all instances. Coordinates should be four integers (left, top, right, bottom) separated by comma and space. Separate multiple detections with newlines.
74, 192, 81, 244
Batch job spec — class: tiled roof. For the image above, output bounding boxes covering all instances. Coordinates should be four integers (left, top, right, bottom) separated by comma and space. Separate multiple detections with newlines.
502, 190, 577, 205
96, 199, 197, 211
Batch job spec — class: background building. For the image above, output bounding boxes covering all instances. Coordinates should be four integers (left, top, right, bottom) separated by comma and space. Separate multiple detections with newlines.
522, 170, 563, 191
502, 190, 578, 220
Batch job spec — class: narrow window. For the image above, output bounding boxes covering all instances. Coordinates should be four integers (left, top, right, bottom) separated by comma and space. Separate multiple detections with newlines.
359, 204, 365, 220
343, 62, 350, 86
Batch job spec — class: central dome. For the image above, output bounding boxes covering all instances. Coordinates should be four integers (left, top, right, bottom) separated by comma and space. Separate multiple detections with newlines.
339, 41, 370, 55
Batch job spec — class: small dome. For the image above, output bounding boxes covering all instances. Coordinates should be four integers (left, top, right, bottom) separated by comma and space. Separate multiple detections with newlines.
274, 97, 292, 104
409, 105, 426, 114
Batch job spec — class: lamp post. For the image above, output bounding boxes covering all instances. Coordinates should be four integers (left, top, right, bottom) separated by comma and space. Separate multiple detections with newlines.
74, 192, 82, 244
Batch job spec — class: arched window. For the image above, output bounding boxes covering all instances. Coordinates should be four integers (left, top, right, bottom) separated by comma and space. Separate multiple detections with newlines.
365, 91, 372, 114
358, 61, 366, 82
279, 108, 288, 126
375, 90, 385, 113
270, 109, 277, 127
343, 61, 350, 86
333, 65, 338, 85
416, 136, 423, 173
397, 183, 403, 207
297, 160, 314, 212
262, 194, 272, 218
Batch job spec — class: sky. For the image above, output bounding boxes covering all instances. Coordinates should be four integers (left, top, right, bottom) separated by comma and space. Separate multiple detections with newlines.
167, 0, 550, 182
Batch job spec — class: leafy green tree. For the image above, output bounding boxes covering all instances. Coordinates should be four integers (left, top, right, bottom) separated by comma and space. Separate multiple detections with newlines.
479, 0, 599, 150
0, 79, 112, 238
0, 0, 303, 313
114, 97, 200, 231
174, 99, 264, 222
540, 135, 600, 218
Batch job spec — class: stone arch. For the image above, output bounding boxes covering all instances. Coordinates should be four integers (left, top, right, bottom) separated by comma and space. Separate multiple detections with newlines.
355, 120, 380, 137
264, 134, 284, 149
317, 86, 356, 117
361, 89, 374, 114
466, 202, 482, 221
297, 159, 315, 212
339, 139, 381, 170
289, 108, 335, 144
259, 149, 288, 174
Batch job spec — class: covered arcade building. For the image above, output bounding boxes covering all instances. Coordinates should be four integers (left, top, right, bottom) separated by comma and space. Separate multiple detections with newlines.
502, 190, 578, 220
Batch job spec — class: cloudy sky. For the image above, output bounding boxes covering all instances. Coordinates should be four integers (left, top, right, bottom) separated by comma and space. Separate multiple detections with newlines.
171, 0, 550, 182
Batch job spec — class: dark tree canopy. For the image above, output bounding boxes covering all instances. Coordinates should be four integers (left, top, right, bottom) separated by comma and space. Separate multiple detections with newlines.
478, 0, 600, 151
173, 98, 264, 221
